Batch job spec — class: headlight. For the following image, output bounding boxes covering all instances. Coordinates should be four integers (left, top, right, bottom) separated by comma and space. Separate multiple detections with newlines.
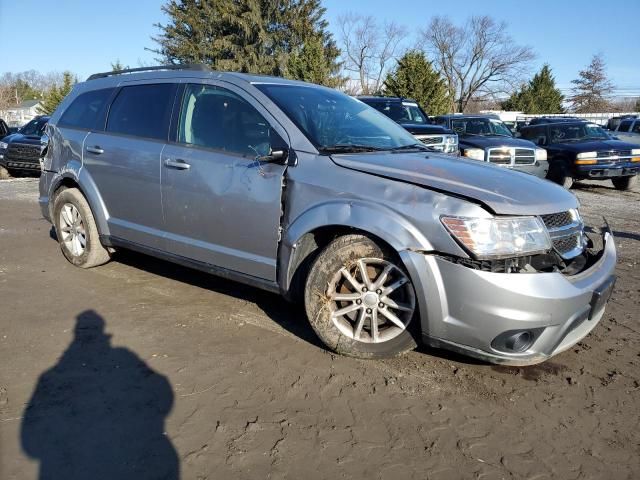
632, 148, 640, 162
445, 135, 458, 145
463, 148, 485, 161
535, 148, 547, 161
441, 215, 551, 259
575, 151, 597, 165
0, 141, 8, 150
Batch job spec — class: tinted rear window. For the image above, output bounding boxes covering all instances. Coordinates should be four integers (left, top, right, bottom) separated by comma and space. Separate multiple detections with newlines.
106, 84, 177, 140
59, 88, 114, 130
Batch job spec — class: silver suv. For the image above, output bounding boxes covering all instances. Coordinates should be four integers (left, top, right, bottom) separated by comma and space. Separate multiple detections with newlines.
39, 65, 617, 365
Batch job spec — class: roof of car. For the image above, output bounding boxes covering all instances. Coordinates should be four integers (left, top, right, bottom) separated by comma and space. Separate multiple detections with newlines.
83, 65, 325, 91
521, 121, 591, 129
356, 96, 418, 103
437, 114, 500, 119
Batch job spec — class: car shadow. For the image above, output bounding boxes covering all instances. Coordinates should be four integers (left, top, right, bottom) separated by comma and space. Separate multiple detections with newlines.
612, 230, 640, 242
20, 310, 180, 479
112, 249, 325, 350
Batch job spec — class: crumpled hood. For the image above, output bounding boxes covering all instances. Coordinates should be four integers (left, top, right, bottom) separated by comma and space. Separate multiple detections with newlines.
331, 151, 578, 215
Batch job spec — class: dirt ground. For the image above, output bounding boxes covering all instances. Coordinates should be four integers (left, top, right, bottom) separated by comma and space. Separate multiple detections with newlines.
0, 177, 638, 480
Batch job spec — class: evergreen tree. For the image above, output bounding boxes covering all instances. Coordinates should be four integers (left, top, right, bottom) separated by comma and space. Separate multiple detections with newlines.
569, 54, 614, 113
111, 60, 129, 72
38, 72, 76, 115
501, 65, 564, 113
151, 0, 341, 86
382, 51, 449, 115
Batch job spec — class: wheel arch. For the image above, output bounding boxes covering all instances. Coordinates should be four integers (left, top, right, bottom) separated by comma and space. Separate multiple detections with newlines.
278, 201, 433, 300
49, 169, 110, 236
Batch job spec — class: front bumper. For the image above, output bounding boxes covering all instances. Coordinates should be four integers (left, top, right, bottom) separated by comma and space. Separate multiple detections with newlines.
402, 228, 617, 365
575, 164, 639, 179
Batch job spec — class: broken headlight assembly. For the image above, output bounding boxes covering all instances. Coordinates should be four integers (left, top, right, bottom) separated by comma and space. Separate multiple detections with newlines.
441, 215, 551, 260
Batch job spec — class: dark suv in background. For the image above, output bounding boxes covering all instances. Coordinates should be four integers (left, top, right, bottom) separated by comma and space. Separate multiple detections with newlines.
520, 121, 639, 190
434, 114, 549, 178
0, 115, 50, 177
357, 96, 458, 154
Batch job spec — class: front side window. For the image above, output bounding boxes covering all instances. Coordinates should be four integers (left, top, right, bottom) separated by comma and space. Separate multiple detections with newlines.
617, 120, 632, 132
59, 88, 114, 130
632, 122, 640, 134
106, 84, 177, 140
369, 102, 427, 125
255, 84, 418, 152
178, 84, 274, 157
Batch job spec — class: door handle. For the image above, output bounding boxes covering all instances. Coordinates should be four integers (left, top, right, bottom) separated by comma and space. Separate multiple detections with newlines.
86, 146, 104, 154
164, 159, 191, 170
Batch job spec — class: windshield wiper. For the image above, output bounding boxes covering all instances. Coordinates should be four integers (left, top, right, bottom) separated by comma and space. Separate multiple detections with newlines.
319, 144, 385, 154
389, 143, 431, 152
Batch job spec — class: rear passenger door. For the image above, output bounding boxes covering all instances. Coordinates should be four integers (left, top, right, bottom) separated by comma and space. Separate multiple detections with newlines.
160, 82, 288, 281
83, 82, 178, 250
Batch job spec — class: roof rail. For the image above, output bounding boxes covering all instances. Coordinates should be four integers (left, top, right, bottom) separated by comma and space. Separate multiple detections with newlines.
87, 64, 210, 81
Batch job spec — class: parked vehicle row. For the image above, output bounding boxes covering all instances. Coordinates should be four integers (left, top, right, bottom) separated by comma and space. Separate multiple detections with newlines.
612, 116, 640, 145
39, 65, 616, 365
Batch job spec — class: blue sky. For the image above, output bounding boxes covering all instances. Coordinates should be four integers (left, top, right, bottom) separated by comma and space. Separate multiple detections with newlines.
1, 0, 639, 95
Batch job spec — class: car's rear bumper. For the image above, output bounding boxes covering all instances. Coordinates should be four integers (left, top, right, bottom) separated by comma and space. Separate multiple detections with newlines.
401, 227, 616, 366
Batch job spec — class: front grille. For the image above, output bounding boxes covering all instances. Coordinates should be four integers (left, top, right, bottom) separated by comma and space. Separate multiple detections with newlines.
487, 147, 536, 165
541, 210, 584, 260
514, 148, 536, 164
597, 150, 631, 158
553, 235, 579, 255
541, 212, 573, 229
6, 143, 41, 164
420, 136, 443, 145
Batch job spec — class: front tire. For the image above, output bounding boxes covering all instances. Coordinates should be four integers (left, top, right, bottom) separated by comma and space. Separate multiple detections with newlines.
0, 166, 12, 179
612, 175, 637, 191
53, 188, 111, 268
304, 234, 418, 359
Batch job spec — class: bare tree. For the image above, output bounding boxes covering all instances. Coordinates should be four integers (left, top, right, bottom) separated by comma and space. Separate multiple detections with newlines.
419, 16, 535, 112
568, 54, 614, 113
338, 13, 407, 94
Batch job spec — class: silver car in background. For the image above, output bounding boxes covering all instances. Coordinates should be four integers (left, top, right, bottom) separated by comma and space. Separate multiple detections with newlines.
614, 117, 640, 146
39, 65, 616, 365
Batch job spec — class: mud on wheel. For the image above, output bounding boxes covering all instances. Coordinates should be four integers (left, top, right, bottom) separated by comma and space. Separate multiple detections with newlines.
304, 234, 418, 359
53, 187, 111, 268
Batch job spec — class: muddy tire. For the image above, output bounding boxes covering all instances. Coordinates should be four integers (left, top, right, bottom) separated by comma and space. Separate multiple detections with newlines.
304, 234, 418, 359
53, 188, 111, 268
0, 166, 12, 179
612, 175, 637, 191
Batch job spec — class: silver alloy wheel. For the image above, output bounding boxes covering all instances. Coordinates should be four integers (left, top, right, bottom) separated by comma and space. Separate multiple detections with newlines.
59, 203, 87, 257
328, 258, 416, 343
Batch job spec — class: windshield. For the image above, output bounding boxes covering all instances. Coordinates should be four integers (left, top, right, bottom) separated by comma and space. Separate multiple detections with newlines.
450, 118, 513, 137
19, 117, 48, 136
548, 123, 610, 143
255, 85, 419, 152
369, 102, 428, 125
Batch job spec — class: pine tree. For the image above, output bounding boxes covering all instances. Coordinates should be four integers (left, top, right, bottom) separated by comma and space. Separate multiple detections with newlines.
569, 54, 614, 113
151, 0, 341, 86
38, 72, 76, 115
502, 65, 564, 113
111, 60, 129, 72
382, 51, 449, 115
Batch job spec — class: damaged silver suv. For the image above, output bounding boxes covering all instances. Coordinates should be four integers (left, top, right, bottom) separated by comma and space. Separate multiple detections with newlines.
39, 65, 617, 365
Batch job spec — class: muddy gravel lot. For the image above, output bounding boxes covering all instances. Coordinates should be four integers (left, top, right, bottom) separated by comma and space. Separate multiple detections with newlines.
0, 177, 639, 479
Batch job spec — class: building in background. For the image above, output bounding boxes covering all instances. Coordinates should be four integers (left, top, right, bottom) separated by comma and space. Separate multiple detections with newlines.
0, 100, 43, 127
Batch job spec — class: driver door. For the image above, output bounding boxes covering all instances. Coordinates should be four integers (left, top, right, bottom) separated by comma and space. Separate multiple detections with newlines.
161, 82, 288, 281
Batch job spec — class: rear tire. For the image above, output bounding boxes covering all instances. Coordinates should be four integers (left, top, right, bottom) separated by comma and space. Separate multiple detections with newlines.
611, 175, 637, 191
304, 234, 418, 359
53, 188, 111, 268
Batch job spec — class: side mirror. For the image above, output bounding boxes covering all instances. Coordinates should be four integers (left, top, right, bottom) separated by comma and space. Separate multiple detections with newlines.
536, 136, 546, 146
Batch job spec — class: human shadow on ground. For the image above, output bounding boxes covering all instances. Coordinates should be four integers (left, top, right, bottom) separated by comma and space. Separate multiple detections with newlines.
20, 310, 179, 480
